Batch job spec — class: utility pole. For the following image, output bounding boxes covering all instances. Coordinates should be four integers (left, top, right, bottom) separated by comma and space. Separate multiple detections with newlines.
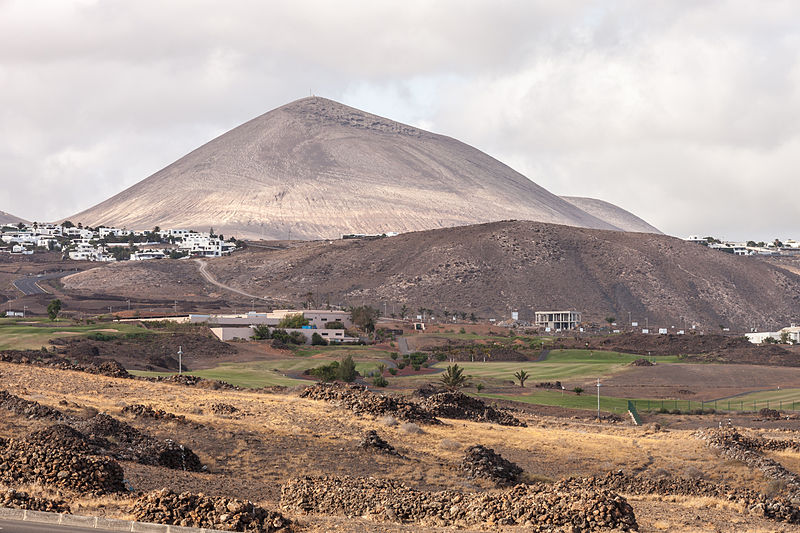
126, 299, 130, 310
596, 378, 601, 421
177, 346, 183, 375
174, 300, 177, 315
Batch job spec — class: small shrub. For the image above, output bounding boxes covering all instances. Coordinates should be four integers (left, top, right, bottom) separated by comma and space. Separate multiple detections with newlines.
381, 415, 398, 426
311, 332, 328, 345
390, 352, 399, 360
572, 387, 584, 395
288, 331, 306, 344
670, 409, 682, 415
400, 422, 423, 434
388, 368, 398, 375
397, 361, 406, 369
459, 327, 466, 334
307, 361, 340, 382
439, 438, 462, 451
476, 383, 484, 392
338, 354, 357, 382
435, 353, 447, 362
372, 375, 388, 387
413, 364, 421, 371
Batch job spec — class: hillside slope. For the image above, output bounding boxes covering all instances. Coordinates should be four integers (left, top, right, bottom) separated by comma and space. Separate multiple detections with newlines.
560, 196, 662, 234
62, 220, 800, 331
67, 97, 632, 239
0, 210, 28, 225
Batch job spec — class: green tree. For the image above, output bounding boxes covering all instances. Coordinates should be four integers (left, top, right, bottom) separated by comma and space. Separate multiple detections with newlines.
327, 320, 345, 329
251, 324, 271, 340
337, 354, 357, 382
573, 386, 584, 395
780, 331, 790, 344
277, 313, 309, 328
47, 299, 62, 321
513, 369, 529, 388
311, 332, 328, 345
746, 240, 757, 247
350, 306, 379, 332
440, 364, 469, 389
400, 305, 408, 319
605, 317, 616, 328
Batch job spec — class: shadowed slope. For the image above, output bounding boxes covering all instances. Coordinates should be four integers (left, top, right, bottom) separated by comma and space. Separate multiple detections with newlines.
68, 97, 624, 239
63, 220, 800, 330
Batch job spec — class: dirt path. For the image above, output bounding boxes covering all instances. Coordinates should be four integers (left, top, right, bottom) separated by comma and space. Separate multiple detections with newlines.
194, 259, 262, 300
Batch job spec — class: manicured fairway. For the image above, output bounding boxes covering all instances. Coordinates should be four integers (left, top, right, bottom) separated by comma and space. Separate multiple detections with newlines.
0, 317, 149, 350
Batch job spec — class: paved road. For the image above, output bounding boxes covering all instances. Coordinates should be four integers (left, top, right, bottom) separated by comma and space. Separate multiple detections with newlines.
0, 519, 111, 532
194, 259, 263, 300
398, 336, 411, 355
12, 271, 75, 296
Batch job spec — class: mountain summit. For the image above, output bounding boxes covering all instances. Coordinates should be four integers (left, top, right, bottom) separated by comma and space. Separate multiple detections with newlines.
68, 97, 658, 239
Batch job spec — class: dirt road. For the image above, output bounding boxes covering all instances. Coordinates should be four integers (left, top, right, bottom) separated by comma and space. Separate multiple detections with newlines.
194, 259, 263, 300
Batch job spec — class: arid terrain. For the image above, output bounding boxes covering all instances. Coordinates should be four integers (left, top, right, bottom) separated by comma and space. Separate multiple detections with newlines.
59, 220, 800, 330
66, 97, 658, 240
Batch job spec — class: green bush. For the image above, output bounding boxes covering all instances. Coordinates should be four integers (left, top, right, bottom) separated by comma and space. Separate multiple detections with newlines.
311, 332, 328, 345
372, 375, 388, 387
409, 352, 428, 365
251, 324, 271, 340
87, 332, 116, 341
338, 355, 357, 382
327, 320, 345, 329
397, 361, 406, 369
435, 353, 447, 362
307, 361, 340, 382
271, 329, 290, 343
388, 368, 398, 375
390, 352, 399, 360
288, 331, 306, 344
277, 313, 309, 328
413, 363, 421, 371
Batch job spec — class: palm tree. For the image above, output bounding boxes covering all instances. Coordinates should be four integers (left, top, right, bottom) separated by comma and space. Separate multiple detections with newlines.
440, 364, 469, 389
513, 369, 529, 387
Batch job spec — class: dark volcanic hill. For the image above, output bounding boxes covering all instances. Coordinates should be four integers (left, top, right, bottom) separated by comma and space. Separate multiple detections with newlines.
0, 210, 28, 225
67, 97, 653, 239
63, 220, 800, 331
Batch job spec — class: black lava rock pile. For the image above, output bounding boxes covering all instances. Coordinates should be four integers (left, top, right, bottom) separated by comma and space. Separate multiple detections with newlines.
0, 437, 125, 494
416, 391, 525, 427
0, 488, 72, 513
0, 390, 65, 420
300, 383, 440, 424
130, 489, 291, 532
280, 475, 637, 531
122, 404, 185, 421
458, 444, 522, 484
359, 430, 401, 457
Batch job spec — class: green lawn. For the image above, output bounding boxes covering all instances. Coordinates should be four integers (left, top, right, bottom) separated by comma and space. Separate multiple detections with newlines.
429, 349, 675, 383
0, 317, 150, 350
131, 358, 388, 389
291, 344, 397, 359
480, 390, 633, 413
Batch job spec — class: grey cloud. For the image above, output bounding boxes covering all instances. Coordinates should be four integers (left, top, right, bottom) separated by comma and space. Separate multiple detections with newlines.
0, 0, 798, 241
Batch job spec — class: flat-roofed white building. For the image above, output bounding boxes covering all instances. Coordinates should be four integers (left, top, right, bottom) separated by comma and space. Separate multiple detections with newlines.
535, 311, 581, 331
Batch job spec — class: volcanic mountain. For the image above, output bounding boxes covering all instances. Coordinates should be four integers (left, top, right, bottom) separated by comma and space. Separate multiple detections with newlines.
67, 97, 659, 239
0, 210, 28, 225
560, 197, 663, 234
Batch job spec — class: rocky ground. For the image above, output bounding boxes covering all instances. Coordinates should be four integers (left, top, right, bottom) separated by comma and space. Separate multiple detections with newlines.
3, 361, 800, 532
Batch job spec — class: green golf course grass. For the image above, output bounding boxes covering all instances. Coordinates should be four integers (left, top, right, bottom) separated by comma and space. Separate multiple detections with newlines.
0, 317, 150, 350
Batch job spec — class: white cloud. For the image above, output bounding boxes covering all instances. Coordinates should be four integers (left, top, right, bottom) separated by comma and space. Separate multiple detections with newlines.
0, 0, 798, 240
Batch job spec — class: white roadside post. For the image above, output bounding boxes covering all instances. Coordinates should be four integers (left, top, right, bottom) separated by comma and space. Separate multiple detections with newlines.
178, 345, 183, 375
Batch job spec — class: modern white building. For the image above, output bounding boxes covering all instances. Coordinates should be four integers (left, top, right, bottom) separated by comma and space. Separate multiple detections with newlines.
535, 311, 582, 331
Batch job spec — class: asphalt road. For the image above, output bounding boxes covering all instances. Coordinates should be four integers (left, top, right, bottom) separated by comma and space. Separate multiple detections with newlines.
12, 271, 75, 296
0, 519, 112, 532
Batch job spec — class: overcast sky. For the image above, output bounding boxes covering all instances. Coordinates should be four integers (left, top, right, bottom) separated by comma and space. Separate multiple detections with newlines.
1, 0, 798, 241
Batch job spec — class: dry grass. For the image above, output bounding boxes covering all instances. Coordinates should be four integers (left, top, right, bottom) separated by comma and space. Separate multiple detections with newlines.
0, 361, 793, 531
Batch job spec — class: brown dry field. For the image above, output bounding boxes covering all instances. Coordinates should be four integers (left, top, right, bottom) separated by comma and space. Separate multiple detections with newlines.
598, 363, 800, 402
2, 362, 800, 532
